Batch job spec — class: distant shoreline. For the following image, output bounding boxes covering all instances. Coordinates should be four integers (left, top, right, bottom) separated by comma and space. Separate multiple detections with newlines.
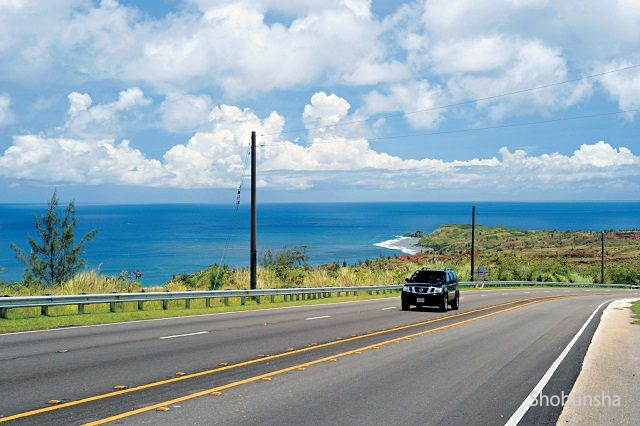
373, 236, 421, 255
2, 202, 638, 284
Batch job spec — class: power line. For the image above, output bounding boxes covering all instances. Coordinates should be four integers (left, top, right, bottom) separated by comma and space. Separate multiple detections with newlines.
262, 63, 640, 138
214, 141, 252, 283
257, 108, 639, 148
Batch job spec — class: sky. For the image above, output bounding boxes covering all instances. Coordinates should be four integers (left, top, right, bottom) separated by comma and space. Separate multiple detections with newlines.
0, 0, 639, 203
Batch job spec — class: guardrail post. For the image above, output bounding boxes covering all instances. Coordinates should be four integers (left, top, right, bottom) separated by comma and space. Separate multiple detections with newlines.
0, 307, 8, 319
41, 305, 49, 316
270, 295, 275, 303
78, 304, 84, 314
185, 298, 191, 309
110, 292, 117, 312
162, 300, 169, 310
138, 300, 144, 310
223, 297, 229, 306
337, 291, 341, 297
241, 296, 246, 305
205, 298, 211, 308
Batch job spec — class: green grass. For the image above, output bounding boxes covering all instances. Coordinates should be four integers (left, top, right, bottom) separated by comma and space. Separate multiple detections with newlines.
631, 300, 640, 325
0, 290, 401, 333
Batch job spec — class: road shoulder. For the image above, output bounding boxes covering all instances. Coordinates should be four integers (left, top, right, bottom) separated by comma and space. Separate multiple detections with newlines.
557, 298, 640, 425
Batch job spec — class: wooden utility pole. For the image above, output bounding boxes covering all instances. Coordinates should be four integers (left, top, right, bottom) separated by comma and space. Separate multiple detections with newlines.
601, 231, 605, 284
250, 131, 257, 290
470, 205, 476, 282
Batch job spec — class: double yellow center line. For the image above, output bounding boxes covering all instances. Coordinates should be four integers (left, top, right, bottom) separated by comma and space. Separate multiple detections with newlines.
0, 295, 567, 424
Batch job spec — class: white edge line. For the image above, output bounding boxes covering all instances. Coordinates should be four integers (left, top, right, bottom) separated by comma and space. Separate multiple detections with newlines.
160, 331, 208, 340
382, 307, 396, 310
504, 299, 612, 426
305, 315, 331, 321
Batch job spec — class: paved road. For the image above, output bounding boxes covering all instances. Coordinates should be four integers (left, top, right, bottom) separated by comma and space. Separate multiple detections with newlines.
0, 288, 637, 425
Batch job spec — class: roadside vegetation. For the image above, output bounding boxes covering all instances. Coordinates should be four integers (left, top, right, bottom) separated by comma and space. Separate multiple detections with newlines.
631, 301, 640, 325
10, 191, 98, 287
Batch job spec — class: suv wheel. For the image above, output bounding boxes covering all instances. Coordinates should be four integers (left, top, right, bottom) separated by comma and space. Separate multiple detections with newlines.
451, 292, 460, 310
439, 294, 448, 312
401, 299, 410, 311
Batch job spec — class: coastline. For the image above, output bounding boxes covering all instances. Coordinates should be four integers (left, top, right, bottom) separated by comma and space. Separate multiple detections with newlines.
373, 236, 422, 255
2, 202, 638, 284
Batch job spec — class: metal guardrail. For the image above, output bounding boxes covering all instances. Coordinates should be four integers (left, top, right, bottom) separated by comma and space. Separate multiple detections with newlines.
0, 281, 637, 319
458, 281, 639, 289
0, 285, 403, 318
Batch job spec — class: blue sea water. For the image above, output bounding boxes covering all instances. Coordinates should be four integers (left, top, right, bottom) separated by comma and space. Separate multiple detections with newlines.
0, 202, 638, 285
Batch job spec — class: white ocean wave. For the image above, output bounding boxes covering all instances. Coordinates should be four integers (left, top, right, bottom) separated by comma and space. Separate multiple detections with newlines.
373, 236, 419, 255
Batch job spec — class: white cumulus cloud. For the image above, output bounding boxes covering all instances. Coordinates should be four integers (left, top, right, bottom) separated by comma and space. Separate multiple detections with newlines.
598, 62, 640, 120
0, 94, 16, 127
0, 92, 637, 196
160, 93, 213, 133
65, 87, 151, 134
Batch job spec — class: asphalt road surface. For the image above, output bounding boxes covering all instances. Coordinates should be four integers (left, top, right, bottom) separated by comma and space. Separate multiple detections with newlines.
1, 287, 638, 425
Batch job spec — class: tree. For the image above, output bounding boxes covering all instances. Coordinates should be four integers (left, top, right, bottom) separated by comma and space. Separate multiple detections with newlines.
261, 246, 309, 285
11, 191, 98, 286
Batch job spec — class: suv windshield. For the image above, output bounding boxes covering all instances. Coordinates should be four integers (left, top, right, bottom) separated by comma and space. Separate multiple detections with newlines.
410, 270, 446, 284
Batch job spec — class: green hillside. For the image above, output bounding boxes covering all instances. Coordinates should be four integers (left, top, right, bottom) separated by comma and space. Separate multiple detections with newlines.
415, 225, 640, 283
418, 225, 640, 261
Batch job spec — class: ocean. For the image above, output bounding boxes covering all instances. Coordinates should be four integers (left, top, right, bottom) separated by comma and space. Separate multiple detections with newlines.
1, 202, 638, 285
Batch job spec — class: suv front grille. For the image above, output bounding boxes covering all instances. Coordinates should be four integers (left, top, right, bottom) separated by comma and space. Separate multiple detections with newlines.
405, 286, 441, 294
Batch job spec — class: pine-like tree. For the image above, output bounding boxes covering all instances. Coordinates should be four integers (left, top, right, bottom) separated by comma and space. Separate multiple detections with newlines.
11, 191, 98, 286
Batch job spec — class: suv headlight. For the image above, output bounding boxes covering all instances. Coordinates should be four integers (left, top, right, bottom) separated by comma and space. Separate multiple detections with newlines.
433, 287, 443, 294
403, 286, 411, 292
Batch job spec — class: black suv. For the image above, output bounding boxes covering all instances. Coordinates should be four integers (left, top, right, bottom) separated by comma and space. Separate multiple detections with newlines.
402, 268, 460, 312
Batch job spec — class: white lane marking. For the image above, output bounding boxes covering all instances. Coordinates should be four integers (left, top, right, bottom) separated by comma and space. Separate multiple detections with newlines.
382, 307, 396, 310
504, 299, 611, 426
0, 296, 399, 337
501, 293, 508, 295
1, 288, 619, 337
544, 290, 550, 293
305, 315, 331, 321
160, 331, 209, 340
481, 294, 487, 297
523, 291, 531, 294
